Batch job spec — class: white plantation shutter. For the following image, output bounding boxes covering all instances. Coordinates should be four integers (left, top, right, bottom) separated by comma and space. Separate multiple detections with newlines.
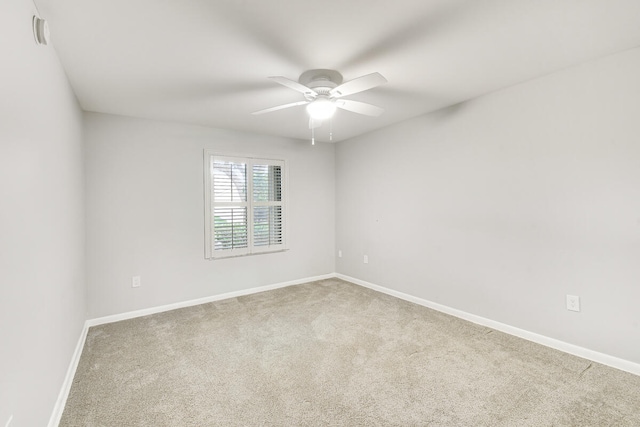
210, 159, 249, 257
204, 152, 286, 259
252, 163, 284, 251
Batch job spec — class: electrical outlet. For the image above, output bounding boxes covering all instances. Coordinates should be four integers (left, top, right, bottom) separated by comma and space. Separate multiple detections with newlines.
132, 276, 141, 288
363, 255, 369, 264
5, 415, 13, 427
338, 250, 342, 258
566, 295, 580, 312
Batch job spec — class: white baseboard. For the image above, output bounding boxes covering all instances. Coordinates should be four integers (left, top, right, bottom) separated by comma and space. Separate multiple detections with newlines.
86, 273, 335, 327
48, 321, 89, 427
336, 273, 640, 377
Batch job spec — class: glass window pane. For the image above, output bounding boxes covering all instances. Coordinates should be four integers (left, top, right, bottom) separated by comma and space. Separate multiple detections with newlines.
212, 160, 247, 202
253, 164, 282, 202
213, 207, 248, 250
254, 206, 283, 247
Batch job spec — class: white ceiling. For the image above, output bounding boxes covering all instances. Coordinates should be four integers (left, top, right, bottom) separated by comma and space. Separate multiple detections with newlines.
35, 0, 640, 143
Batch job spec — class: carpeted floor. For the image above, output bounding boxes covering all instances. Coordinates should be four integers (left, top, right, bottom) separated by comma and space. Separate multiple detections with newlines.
60, 278, 640, 426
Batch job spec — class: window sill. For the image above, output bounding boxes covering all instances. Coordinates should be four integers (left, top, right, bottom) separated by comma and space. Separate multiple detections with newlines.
206, 248, 289, 260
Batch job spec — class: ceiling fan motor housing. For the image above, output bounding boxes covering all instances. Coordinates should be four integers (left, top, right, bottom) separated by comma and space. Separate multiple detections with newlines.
299, 69, 343, 100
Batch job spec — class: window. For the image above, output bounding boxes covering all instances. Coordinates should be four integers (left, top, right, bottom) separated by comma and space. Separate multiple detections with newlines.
204, 151, 286, 259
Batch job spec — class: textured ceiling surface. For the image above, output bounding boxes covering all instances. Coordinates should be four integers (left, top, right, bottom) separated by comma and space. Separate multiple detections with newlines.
35, 0, 640, 142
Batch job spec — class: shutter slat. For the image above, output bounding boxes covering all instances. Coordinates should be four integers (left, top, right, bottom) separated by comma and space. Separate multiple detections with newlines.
213, 206, 248, 250
212, 161, 247, 202
253, 206, 283, 247
253, 164, 282, 202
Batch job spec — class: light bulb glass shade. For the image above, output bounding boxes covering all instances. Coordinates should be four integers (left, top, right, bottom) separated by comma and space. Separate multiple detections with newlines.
306, 97, 336, 120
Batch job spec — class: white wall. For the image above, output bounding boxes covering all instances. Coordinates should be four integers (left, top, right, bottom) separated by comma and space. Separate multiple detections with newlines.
0, 1, 86, 426
84, 113, 335, 318
336, 47, 640, 364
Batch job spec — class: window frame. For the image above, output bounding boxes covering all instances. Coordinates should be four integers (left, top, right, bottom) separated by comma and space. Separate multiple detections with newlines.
203, 150, 288, 260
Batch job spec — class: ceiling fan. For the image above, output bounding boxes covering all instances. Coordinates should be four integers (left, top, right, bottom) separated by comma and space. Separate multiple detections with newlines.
252, 69, 387, 128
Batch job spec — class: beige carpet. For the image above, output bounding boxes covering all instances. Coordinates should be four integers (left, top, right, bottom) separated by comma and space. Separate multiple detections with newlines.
60, 278, 640, 426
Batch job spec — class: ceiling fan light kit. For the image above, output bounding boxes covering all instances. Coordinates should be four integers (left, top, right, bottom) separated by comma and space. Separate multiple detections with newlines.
252, 69, 387, 142
306, 97, 337, 120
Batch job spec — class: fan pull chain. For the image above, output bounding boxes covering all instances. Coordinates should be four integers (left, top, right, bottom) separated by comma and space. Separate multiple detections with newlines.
329, 119, 333, 141
311, 124, 315, 145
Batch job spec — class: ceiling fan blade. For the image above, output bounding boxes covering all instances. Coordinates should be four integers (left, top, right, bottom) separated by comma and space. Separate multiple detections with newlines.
269, 76, 317, 97
330, 72, 387, 98
252, 100, 309, 115
336, 99, 385, 117
309, 118, 322, 129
